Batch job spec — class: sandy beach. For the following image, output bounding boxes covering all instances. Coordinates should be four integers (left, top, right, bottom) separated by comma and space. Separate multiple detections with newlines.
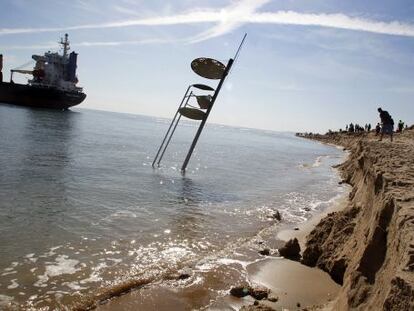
297, 127, 414, 310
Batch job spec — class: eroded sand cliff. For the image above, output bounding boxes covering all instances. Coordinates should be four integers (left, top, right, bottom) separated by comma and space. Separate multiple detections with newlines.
302, 129, 414, 310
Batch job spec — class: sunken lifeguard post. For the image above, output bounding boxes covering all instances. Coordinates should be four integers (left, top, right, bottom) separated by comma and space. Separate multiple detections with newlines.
152, 34, 246, 172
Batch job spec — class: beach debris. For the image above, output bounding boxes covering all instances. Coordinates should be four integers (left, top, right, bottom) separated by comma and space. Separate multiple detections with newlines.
165, 267, 193, 280
179, 267, 192, 277
267, 295, 279, 302
177, 272, 191, 280
279, 238, 301, 261
230, 285, 250, 298
258, 248, 271, 256
230, 285, 269, 300
272, 210, 282, 221
297, 302, 301, 307
249, 286, 269, 300
294, 227, 300, 231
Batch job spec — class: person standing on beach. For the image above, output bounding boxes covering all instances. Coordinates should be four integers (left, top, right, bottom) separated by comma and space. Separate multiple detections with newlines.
397, 120, 404, 133
375, 123, 381, 135
378, 108, 394, 142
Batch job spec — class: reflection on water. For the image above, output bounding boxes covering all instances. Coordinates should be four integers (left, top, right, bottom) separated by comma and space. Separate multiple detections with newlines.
179, 177, 202, 205
0, 108, 80, 264
0, 105, 346, 310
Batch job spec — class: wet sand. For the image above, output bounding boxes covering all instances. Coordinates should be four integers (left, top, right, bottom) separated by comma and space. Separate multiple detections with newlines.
96, 258, 340, 311
277, 196, 348, 250
246, 259, 339, 309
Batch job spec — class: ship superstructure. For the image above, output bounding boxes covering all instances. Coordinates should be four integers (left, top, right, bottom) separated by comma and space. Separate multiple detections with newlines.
0, 34, 86, 109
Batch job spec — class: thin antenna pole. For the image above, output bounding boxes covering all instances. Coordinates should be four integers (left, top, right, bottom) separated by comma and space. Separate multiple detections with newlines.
234, 33, 247, 62
181, 58, 234, 173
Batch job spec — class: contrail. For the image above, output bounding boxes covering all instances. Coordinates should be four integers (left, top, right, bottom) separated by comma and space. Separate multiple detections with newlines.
0, 38, 172, 50
1, 0, 414, 42
248, 11, 414, 37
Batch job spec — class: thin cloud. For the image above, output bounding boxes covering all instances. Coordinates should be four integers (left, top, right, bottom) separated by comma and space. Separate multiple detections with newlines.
75, 38, 171, 46
0, 38, 171, 50
188, 0, 269, 43
1, 1, 414, 42
248, 11, 414, 37
0, 42, 57, 50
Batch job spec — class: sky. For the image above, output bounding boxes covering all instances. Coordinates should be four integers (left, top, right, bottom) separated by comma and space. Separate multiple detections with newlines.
1, 0, 414, 132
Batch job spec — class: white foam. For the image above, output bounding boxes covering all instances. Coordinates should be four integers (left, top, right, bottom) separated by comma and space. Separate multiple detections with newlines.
28, 295, 38, 301
25, 253, 38, 263
34, 273, 49, 288
188, 275, 204, 286
7, 279, 19, 289
80, 272, 102, 284
40, 245, 62, 258
79, 262, 107, 284
312, 155, 328, 167
159, 247, 194, 264
45, 255, 80, 277
34, 255, 81, 288
109, 211, 137, 218
63, 281, 87, 291
216, 258, 251, 269
195, 261, 217, 272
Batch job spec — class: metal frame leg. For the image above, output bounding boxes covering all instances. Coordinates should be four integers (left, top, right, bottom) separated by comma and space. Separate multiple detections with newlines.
152, 86, 192, 167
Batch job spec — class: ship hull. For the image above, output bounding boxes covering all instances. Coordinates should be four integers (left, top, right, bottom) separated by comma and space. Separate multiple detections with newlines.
0, 82, 86, 109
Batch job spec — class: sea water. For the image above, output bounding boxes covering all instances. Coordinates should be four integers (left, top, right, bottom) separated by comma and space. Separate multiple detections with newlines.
0, 105, 345, 309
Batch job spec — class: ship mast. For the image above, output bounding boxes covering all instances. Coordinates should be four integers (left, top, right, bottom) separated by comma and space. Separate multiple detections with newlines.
60, 33, 70, 58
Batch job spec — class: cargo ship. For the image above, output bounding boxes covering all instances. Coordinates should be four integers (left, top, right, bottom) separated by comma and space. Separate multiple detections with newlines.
0, 34, 86, 109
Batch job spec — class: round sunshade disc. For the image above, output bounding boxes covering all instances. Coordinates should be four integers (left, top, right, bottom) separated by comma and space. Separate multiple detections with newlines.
192, 84, 215, 91
179, 107, 206, 120
196, 95, 212, 109
191, 58, 226, 80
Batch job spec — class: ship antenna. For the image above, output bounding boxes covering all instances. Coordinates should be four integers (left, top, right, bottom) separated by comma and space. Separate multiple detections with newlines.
60, 33, 70, 58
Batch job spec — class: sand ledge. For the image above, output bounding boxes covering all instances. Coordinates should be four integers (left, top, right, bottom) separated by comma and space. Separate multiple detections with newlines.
298, 129, 414, 310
